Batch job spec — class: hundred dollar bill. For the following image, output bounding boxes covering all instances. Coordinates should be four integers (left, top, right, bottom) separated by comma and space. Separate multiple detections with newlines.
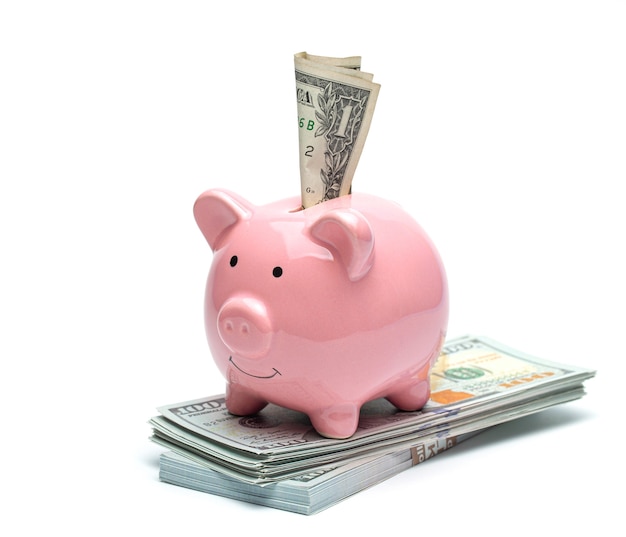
149, 335, 595, 483
295, 52, 380, 208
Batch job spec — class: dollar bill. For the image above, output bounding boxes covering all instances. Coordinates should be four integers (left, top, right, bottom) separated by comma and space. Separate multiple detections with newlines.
149, 335, 595, 484
295, 52, 380, 208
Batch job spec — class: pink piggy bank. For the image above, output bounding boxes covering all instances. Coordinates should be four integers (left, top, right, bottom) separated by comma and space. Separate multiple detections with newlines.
194, 189, 448, 439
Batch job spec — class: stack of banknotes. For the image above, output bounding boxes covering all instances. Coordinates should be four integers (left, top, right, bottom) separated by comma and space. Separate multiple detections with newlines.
150, 335, 595, 515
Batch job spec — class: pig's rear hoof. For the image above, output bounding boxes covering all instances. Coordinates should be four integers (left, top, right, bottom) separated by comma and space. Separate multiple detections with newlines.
386, 380, 430, 411
310, 403, 360, 439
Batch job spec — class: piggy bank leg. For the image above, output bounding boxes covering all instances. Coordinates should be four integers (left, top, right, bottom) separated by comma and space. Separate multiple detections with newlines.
309, 403, 360, 439
386, 378, 431, 411
225, 383, 267, 416
386, 360, 433, 411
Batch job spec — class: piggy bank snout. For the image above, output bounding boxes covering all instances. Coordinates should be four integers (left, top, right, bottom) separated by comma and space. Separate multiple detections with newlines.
217, 297, 273, 359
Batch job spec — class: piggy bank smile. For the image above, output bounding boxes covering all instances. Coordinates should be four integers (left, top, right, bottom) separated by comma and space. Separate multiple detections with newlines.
228, 356, 282, 379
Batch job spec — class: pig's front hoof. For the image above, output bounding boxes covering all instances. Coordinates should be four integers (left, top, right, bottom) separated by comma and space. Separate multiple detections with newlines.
310, 403, 360, 439
386, 379, 430, 411
225, 384, 267, 415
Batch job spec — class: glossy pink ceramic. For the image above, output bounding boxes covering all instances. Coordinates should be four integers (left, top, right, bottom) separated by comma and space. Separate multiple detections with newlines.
194, 189, 448, 438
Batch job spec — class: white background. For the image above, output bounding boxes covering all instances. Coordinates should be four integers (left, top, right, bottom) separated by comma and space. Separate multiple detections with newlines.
1, 1, 624, 535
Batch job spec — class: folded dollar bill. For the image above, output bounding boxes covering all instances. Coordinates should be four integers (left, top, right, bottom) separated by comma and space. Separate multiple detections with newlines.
295, 52, 380, 208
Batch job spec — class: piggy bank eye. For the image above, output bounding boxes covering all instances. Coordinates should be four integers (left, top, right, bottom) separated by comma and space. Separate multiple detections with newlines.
272, 266, 283, 278
229, 255, 238, 267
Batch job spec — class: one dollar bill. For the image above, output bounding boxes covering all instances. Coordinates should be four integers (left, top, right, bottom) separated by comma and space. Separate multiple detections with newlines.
295, 52, 380, 208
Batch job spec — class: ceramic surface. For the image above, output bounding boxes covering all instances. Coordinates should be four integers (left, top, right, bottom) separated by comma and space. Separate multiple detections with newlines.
194, 189, 448, 438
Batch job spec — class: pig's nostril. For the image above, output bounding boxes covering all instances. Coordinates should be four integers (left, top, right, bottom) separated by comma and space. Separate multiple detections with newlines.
225, 320, 234, 333
241, 323, 249, 335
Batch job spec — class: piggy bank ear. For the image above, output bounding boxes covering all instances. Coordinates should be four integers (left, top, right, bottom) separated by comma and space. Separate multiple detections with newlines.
193, 189, 253, 251
309, 208, 375, 281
